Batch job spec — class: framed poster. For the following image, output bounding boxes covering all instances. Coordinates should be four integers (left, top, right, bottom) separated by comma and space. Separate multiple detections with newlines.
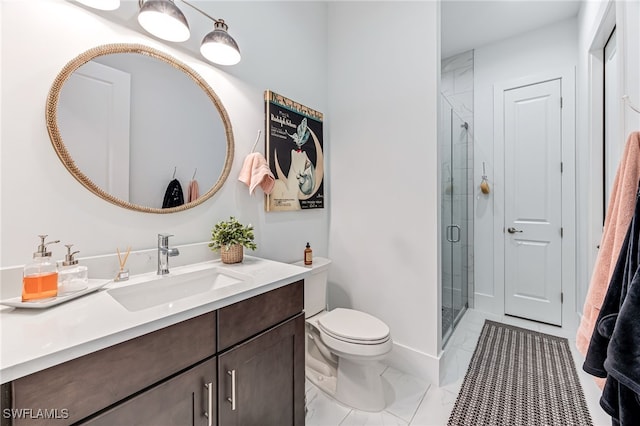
264, 90, 324, 211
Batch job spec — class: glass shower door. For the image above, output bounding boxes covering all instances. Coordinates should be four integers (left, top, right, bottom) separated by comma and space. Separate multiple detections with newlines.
441, 95, 469, 345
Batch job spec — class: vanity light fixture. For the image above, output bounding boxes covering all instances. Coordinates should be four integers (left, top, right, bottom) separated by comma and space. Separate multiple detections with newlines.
137, 0, 241, 66
181, 1, 241, 66
76, 0, 121, 11
137, 0, 190, 42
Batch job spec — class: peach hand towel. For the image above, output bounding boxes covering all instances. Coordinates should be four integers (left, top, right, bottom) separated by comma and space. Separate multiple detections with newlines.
238, 152, 275, 195
577, 132, 640, 361
188, 179, 199, 203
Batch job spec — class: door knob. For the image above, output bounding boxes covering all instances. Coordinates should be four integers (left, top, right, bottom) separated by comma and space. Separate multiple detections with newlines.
507, 227, 523, 234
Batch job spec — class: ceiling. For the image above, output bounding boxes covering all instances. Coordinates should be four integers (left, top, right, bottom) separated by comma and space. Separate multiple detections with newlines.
441, 0, 582, 58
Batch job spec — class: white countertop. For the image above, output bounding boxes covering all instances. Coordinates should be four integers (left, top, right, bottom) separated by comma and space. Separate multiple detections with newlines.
0, 256, 310, 384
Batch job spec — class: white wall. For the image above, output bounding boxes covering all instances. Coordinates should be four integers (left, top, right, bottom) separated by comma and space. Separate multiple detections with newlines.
327, 1, 441, 383
473, 18, 578, 314
0, 1, 328, 271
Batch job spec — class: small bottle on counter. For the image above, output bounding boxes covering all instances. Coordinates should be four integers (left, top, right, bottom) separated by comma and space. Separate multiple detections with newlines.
58, 244, 89, 295
304, 242, 313, 266
22, 235, 60, 301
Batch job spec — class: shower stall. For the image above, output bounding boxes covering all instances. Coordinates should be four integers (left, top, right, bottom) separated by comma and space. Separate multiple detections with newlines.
440, 94, 472, 345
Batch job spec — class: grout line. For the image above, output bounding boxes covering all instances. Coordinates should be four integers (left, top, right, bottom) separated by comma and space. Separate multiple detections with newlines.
336, 408, 353, 425
385, 409, 412, 425
407, 384, 431, 425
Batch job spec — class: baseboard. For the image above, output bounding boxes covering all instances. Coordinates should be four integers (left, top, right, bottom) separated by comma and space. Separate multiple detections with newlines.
385, 341, 441, 386
474, 292, 499, 315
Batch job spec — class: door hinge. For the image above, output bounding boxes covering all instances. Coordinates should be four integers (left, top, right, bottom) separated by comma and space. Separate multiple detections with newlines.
561, 162, 564, 173
561, 227, 564, 237
560, 97, 563, 108
561, 292, 564, 303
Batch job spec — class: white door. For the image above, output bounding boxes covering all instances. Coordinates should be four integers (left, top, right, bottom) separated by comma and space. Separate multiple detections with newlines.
604, 28, 620, 214
58, 61, 131, 201
503, 79, 563, 326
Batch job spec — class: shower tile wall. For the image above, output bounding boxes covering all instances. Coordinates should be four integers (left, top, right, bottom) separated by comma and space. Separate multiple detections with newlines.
441, 50, 474, 310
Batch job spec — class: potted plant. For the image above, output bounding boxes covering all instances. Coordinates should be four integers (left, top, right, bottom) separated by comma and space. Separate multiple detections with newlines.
209, 216, 257, 264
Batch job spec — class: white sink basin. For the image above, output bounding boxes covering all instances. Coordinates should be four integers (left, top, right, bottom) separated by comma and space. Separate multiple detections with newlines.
107, 266, 251, 312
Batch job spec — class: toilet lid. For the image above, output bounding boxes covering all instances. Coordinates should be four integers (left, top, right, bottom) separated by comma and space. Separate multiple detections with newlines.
318, 308, 390, 343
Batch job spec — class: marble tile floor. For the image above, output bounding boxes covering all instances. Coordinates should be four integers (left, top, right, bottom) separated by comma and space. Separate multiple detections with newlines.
305, 309, 612, 426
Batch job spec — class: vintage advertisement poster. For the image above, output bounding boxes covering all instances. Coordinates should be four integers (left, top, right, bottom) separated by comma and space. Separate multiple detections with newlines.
264, 90, 324, 211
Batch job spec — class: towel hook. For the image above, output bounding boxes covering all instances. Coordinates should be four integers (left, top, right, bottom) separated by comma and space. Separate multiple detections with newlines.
251, 130, 262, 153
172, 166, 177, 179
623, 95, 640, 114
192, 168, 198, 180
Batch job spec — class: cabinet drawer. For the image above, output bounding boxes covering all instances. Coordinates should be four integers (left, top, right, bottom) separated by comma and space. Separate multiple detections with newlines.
11, 312, 216, 425
217, 280, 303, 351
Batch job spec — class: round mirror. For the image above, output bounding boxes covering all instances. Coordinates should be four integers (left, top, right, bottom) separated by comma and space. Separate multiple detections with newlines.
46, 43, 234, 213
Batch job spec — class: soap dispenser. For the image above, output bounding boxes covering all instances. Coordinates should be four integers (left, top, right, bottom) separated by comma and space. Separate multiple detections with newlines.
58, 244, 89, 295
22, 235, 60, 301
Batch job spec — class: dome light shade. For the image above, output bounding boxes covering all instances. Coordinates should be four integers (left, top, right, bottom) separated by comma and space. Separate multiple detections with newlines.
76, 0, 120, 11
137, 0, 190, 42
200, 20, 241, 66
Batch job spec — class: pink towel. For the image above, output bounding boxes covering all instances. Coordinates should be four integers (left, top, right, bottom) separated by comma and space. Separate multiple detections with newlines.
188, 180, 199, 203
238, 152, 275, 195
577, 132, 640, 364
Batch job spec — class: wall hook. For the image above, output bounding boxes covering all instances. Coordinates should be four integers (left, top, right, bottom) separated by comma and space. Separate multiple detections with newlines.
192, 168, 198, 180
480, 162, 490, 194
623, 95, 640, 114
251, 130, 262, 153
172, 166, 177, 179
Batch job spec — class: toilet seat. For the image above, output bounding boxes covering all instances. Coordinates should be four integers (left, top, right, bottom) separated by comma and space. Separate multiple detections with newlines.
318, 308, 390, 345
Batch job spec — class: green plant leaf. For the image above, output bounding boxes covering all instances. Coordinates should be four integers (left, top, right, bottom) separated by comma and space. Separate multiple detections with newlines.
209, 216, 257, 252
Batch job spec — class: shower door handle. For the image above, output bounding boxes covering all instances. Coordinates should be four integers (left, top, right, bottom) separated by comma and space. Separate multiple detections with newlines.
451, 225, 461, 242
447, 225, 461, 243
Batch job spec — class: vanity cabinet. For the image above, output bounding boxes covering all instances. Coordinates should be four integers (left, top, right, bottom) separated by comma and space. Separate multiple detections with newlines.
2, 280, 305, 426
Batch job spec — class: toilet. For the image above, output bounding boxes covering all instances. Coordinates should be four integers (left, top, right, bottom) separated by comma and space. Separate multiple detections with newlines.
295, 257, 392, 412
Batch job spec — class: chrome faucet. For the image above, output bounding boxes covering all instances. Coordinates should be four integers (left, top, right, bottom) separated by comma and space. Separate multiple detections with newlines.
157, 233, 180, 275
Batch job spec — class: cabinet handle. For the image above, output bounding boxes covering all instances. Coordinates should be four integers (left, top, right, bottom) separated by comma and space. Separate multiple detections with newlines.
204, 382, 213, 426
227, 369, 237, 411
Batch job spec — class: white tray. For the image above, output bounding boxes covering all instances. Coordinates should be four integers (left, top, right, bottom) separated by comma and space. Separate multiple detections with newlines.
0, 279, 111, 309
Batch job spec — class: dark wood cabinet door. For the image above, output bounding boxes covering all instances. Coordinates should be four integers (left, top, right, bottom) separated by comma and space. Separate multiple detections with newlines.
218, 313, 305, 426
81, 356, 217, 426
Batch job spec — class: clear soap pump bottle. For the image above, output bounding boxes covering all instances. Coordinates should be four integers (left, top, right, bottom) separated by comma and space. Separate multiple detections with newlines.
22, 235, 60, 301
58, 244, 89, 295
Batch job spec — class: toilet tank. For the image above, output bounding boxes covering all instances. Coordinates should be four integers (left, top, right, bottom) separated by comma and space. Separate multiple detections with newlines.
293, 257, 331, 318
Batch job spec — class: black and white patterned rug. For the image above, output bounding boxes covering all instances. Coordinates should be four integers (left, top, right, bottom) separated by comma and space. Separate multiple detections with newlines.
448, 320, 593, 425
